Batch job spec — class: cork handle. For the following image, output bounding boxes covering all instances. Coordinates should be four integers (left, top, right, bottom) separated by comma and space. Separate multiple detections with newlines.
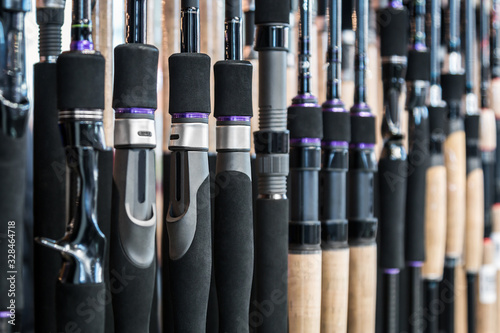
476, 240, 497, 333
444, 130, 467, 257
288, 253, 322, 333
493, 206, 500, 333
422, 165, 448, 279
455, 263, 468, 333
321, 248, 349, 333
480, 108, 497, 151
465, 169, 485, 272
348, 244, 377, 333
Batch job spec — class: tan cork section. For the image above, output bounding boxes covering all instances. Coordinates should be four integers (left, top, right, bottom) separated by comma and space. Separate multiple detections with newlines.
477, 241, 496, 333
321, 248, 349, 333
289, 252, 322, 333
465, 169, 485, 272
491, 79, 500, 119
493, 206, 500, 333
444, 130, 467, 257
422, 165, 448, 279
348, 245, 377, 333
455, 263, 468, 333
480, 108, 497, 152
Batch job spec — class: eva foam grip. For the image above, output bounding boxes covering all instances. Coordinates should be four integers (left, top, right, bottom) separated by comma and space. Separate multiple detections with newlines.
441, 74, 466, 105
406, 50, 431, 81
350, 114, 376, 144
112, 43, 159, 109
254, 198, 288, 332
57, 52, 105, 110
33, 62, 66, 333
55, 282, 105, 333
255, 0, 290, 25
213, 171, 254, 332
214, 60, 253, 117
322, 110, 351, 142
405, 110, 430, 262
169, 53, 211, 114
378, 151, 407, 269
288, 106, 323, 139
378, 7, 409, 57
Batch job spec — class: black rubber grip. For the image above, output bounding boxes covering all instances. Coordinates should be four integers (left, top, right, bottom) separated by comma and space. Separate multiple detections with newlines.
255, 0, 290, 25
36, 8, 64, 58
182, 0, 199, 8
55, 282, 105, 333
383, 273, 400, 332
318, 0, 327, 16
406, 50, 431, 81
214, 171, 254, 332
33, 62, 67, 333
245, 10, 255, 46
322, 111, 351, 142
405, 110, 429, 262
226, 0, 241, 19
464, 114, 480, 141
113, 43, 159, 109
496, 119, 500, 203
214, 60, 253, 117
288, 106, 323, 139
439, 262, 456, 332
378, 7, 409, 57
254, 198, 288, 332
428, 106, 448, 137
441, 73, 466, 104
57, 52, 105, 110
466, 273, 476, 333
484, 159, 495, 237
424, 280, 439, 333
169, 177, 211, 332
378, 154, 407, 269
350, 115, 376, 144
169, 53, 211, 114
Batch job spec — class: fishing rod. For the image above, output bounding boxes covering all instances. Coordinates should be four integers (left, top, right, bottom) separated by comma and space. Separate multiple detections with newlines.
317, 0, 327, 102
243, 0, 256, 59
347, 0, 377, 330
462, 0, 484, 329
376, 1, 409, 332
165, 1, 212, 331
421, 0, 448, 330
319, 0, 350, 331
403, 0, 432, 331
287, 0, 322, 330
440, 0, 467, 329
252, 0, 289, 331
341, 0, 354, 105
476, 239, 497, 331
108, 0, 158, 331
36, 0, 108, 331
212, 0, 254, 330
32, 0, 67, 331
0, 0, 29, 330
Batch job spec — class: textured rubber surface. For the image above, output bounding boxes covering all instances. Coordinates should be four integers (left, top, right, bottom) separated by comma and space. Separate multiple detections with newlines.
169, 53, 211, 114
255, 0, 290, 24
57, 52, 105, 110
33, 62, 66, 333
288, 105, 323, 139
405, 109, 429, 262
407, 50, 431, 81
169, 177, 211, 332
382, 273, 400, 333
378, 7, 409, 57
322, 111, 351, 142
350, 115, 376, 144
214, 171, 254, 332
214, 60, 253, 117
378, 154, 407, 269
36, 8, 64, 58
254, 198, 288, 332
113, 43, 159, 109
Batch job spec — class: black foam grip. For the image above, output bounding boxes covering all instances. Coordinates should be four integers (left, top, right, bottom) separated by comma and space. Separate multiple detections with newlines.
424, 280, 439, 333
57, 52, 105, 110
113, 43, 159, 109
428, 106, 448, 135
378, 154, 407, 269
466, 273, 476, 333
287, 106, 323, 139
405, 110, 429, 261
382, 273, 400, 331
350, 115, 376, 144
55, 282, 105, 333
322, 111, 351, 142
226, 0, 241, 19
318, 0, 327, 16
441, 74, 466, 104
182, 0, 199, 8
254, 198, 288, 332
464, 114, 480, 141
378, 7, 409, 57
245, 10, 255, 46
214, 60, 253, 117
169, 177, 212, 332
484, 159, 495, 237
214, 171, 254, 332
33, 63, 66, 333
406, 50, 431, 81
439, 263, 455, 332
496, 120, 500, 203
169, 53, 211, 114
255, 0, 290, 24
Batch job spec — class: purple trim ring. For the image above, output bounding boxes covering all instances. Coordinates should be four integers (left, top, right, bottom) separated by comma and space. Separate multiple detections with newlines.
290, 138, 321, 145
217, 116, 251, 122
322, 141, 348, 147
350, 143, 375, 149
172, 112, 209, 119
0, 311, 10, 318
115, 108, 155, 114
384, 268, 400, 275
407, 261, 423, 268
70, 40, 94, 51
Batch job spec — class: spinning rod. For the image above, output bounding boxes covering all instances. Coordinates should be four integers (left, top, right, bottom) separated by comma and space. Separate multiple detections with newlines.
0, 0, 29, 330
252, 0, 290, 331
287, 0, 323, 330
347, 0, 378, 330
212, 0, 254, 330
36, 0, 109, 331
319, 0, 350, 330
108, 0, 158, 331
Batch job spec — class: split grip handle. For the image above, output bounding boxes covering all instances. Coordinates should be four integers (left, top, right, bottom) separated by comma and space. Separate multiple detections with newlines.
166, 151, 211, 332
213, 158, 254, 332
109, 149, 156, 332
55, 281, 105, 333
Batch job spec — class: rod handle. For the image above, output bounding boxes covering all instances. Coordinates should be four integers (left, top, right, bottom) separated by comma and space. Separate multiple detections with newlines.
477, 240, 497, 332
465, 168, 485, 272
